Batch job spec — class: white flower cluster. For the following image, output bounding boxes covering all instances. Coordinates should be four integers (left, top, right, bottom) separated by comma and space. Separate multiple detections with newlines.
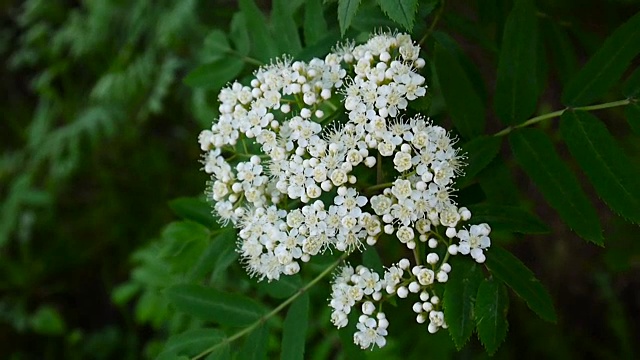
198, 31, 493, 350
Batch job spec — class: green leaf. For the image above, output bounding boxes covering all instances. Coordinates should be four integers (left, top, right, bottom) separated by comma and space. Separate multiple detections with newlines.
257, 274, 302, 299
434, 44, 485, 139
376, 0, 419, 31
560, 111, 640, 224
562, 11, 640, 106
362, 245, 384, 274
29, 305, 66, 336
304, 0, 328, 45
624, 103, 640, 135
494, 0, 539, 124
135, 291, 168, 325
188, 228, 236, 282
467, 204, 549, 234
477, 157, 521, 205
156, 329, 229, 360
230, 13, 251, 56
184, 57, 244, 89
485, 246, 557, 323
281, 294, 309, 360
338, 0, 362, 36
201, 30, 232, 62
239, 324, 269, 360
161, 221, 210, 272
112, 282, 141, 306
239, 0, 278, 62
623, 66, 640, 98
457, 136, 502, 187
272, 0, 303, 55
509, 128, 603, 245
169, 197, 218, 229
444, 258, 484, 349
475, 278, 509, 355
543, 21, 578, 85
165, 284, 265, 326
433, 31, 488, 106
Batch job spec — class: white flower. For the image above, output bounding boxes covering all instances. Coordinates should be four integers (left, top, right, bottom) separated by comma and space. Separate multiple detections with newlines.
353, 313, 388, 350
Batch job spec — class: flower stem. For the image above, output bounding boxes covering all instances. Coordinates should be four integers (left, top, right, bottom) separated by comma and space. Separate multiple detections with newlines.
493, 98, 633, 137
191, 253, 349, 360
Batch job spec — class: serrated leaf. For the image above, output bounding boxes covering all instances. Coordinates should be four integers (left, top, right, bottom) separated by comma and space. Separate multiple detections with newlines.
444, 258, 484, 349
485, 246, 556, 323
434, 44, 485, 139
169, 197, 218, 229
273, 0, 303, 55
304, 0, 328, 45
560, 111, 640, 224
156, 329, 228, 360
239, 0, 278, 62
494, 0, 539, 124
562, 11, 640, 106
475, 278, 509, 355
350, 3, 398, 33
165, 284, 265, 326
338, 0, 362, 36
509, 128, 603, 245
457, 136, 502, 187
281, 294, 309, 360
239, 324, 269, 360
376, 0, 419, 31
623, 67, 640, 98
467, 204, 549, 234
624, 103, 640, 135
184, 57, 244, 89
188, 228, 236, 282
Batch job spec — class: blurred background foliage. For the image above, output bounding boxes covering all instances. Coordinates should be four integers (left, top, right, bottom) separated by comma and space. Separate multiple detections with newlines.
1, 0, 639, 359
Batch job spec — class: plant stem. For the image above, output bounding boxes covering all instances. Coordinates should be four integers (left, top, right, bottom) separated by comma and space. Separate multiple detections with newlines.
493, 98, 633, 137
364, 182, 393, 194
191, 253, 349, 360
419, 0, 446, 46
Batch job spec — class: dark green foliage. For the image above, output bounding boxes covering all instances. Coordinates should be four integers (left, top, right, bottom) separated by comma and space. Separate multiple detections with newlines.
494, 0, 540, 124
304, 0, 328, 45
509, 129, 603, 245
457, 136, 502, 187
468, 204, 549, 234
376, 0, 420, 31
239, 324, 270, 360
3, 0, 640, 359
239, 0, 278, 61
444, 258, 484, 349
562, 11, 640, 106
475, 278, 509, 355
281, 294, 310, 360
434, 44, 485, 139
156, 329, 228, 360
165, 284, 266, 326
485, 246, 557, 323
560, 111, 640, 224
625, 103, 640, 134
